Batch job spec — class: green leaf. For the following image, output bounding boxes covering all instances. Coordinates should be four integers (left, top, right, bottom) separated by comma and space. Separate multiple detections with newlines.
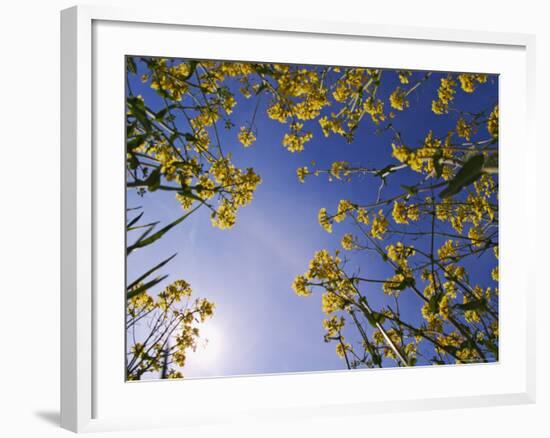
365, 311, 386, 328
127, 152, 139, 170
428, 291, 444, 314
401, 185, 418, 195
184, 60, 198, 80
127, 207, 199, 254
126, 56, 137, 74
155, 106, 176, 121
183, 132, 198, 142
433, 149, 443, 178
144, 167, 161, 191
127, 96, 152, 133
127, 274, 169, 300
127, 253, 177, 292
126, 212, 144, 229
127, 134, 147, 151
456, 298, 488, 312
439, 154, 485, 198
127, 222, 158, 255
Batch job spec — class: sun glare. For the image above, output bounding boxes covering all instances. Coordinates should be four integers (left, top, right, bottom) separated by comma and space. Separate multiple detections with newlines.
193, 321, 222, 367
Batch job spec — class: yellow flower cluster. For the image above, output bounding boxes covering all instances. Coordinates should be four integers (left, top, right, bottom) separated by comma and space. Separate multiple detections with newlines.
392, 132, 454, 179
370, 210, 389, 240
209, 157, 262, 229
267, 101, 292, 123
382, 270, 413, 296
292, 274, 312, 297
386, 242, 415, 265
392, 201, 419, 224
319, 115, 346, 137
336, 341, 352, 358
293, 249, 357, 315
356, 208, 370, 225
383, 242, 415, 296
389, 87, 409, 111
363, 96, 386, 124
397, 70, 412, 84
195, 175, 216, 201
438, 240, 457, 261
126, 275, 215, 380
157, 279, 193, 310
237, 126, 256, 147
432, 77, 456, 115
341, 233, 355, 250
197, 298, 215, 322
331, 68, 368, 102
296, 166, 309, 183
149, 59, 190, 101
282, 122, 313, 152
334, 199, 353, 223
127, 289, 155, 317
467, 226, 485, 247
318, 207, 332, 233
487, 105, 499, 138
421, 302, 443, 333
330, 161, 350, 179
457, 73, 487, 93
456, 117, 472, 140
323, 315, 345, 337
492, 266, 499, 282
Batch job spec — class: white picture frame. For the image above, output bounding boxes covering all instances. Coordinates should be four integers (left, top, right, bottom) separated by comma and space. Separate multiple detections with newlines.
61, 4, 536, 433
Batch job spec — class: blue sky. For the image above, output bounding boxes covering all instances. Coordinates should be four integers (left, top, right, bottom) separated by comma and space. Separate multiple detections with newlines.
127, 59, 498, 378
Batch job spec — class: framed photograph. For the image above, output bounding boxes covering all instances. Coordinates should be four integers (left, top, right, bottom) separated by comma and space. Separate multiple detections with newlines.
61, 5, 536, 432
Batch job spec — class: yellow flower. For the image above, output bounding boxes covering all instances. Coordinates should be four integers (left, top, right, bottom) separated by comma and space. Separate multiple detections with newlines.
292, 274, 311, 296
319, 115, 346, 137
439, 295, 451, 320
238, 126, 256, 147
296, 166, 309, 183
211, 201, 237, 229
197, 298, 215, 322
392, 201, 419, 224
335, 199, 353, 223
323, 316, 345, 337
386, 242, 415, 264
438, 240, 457, 261
468, 226, 485, 247
166, 370, 184, 379
318, 207, 332, 233
356, 208, 370, 225
458, 73, 487, 93
330, 161, 349, 179
322, 291, 345, 314
341, 233, 355, 250
363, 97, 386, 124
432, 77, 456, 115
282, 122, 313, 152
389, 87, 409, 111
336, 341, 351, 358
487, 105, 499, 138
370, 210, 388, 240
267, 101, 291, 123
456, 117, 472, 140
397, 70, 412, 84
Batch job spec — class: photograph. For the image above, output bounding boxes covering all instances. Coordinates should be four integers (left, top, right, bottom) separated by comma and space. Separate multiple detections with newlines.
125, 56, 499, 381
